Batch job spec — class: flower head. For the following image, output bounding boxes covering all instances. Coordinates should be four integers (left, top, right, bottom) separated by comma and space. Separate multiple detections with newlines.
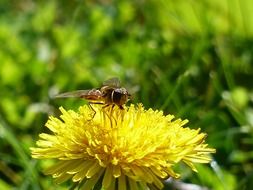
31, 104, 215, 190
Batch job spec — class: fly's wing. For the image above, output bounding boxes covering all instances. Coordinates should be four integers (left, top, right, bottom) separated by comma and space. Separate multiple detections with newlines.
102, 77, 121, 88
54, 89, 103, 101
54, 90, 90, 98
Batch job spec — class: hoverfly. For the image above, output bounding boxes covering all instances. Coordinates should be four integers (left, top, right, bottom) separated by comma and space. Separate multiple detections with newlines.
55, 77, 131, 109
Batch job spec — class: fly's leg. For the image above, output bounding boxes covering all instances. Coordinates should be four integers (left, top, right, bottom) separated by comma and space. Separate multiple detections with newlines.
101, 104, 117, 127
101, 104, 112, 127
88, 102, 104, 120
118, 105, 126, 122
109, 104, 117, 125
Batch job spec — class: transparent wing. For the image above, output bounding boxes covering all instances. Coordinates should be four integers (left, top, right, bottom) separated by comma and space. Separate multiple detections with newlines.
102, 77, 121, 88
54, 89, 104, 102
54, 90, 92, 98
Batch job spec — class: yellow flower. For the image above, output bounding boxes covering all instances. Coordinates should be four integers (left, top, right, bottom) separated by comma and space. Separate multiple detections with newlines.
31, 104, 215, 190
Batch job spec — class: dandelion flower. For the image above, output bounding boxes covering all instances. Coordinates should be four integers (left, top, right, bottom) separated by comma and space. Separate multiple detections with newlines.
31, 104, 215, 190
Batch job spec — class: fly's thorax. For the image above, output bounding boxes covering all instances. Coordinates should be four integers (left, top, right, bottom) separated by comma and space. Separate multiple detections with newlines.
100, 86, 114, 104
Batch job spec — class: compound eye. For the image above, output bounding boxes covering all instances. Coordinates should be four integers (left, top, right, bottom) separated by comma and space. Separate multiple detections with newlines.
112, 90, 122, 103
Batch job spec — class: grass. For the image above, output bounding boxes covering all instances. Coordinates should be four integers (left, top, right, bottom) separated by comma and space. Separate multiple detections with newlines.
0, 0, 253, 189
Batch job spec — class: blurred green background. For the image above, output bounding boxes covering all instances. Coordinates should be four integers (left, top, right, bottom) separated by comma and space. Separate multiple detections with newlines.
1, 0, 253, 189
